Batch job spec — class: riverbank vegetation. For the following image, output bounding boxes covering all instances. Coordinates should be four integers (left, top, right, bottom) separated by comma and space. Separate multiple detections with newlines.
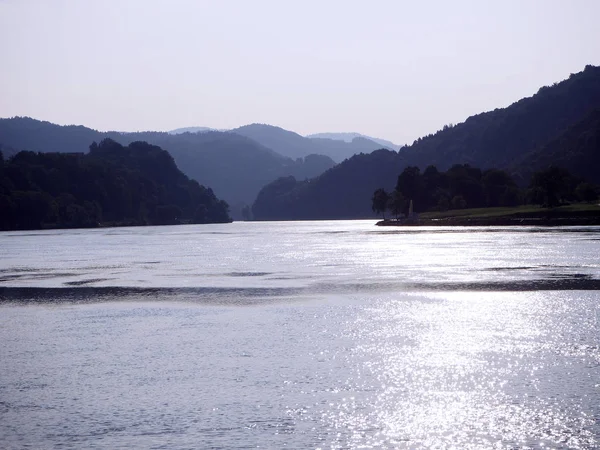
372, 164, 599, 225
377, 204, 600, 226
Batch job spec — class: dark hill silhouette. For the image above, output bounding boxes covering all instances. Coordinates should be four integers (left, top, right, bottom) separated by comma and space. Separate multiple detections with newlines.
231, 123, 385, 162
0, 139, 231, 230
252, 65, 600, 220
514, 108, 600, 184
252, 149, 405, 220
400, 64, 600, 171
0, 118, 336, 217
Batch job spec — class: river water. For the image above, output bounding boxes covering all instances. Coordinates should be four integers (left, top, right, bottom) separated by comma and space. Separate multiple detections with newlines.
1, 221, 599, 449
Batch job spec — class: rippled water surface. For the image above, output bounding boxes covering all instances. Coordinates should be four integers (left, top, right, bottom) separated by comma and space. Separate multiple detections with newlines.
1, 221, 600, 449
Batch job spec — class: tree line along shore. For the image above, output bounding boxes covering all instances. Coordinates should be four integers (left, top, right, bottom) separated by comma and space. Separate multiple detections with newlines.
372, 164, 600, 226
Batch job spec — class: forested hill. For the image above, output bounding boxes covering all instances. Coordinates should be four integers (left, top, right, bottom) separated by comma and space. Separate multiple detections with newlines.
252, 65, 600, 220
0, 118, 336, 217
0, 139, 231, 230
252, 150, 405, 220
399, 64, 600, 173
514, 108, 600, 184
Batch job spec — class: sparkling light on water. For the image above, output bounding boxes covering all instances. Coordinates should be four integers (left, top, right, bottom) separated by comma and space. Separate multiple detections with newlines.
1, 222, 599, 448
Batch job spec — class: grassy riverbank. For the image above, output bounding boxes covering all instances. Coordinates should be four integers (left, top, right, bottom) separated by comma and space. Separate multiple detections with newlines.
377, 204, 600, 226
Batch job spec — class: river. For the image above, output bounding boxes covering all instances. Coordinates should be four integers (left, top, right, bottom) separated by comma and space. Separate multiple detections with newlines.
1, 221, 599, 448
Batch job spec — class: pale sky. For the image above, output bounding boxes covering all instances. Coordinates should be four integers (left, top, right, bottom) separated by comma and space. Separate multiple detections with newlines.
1, 0, 599, 145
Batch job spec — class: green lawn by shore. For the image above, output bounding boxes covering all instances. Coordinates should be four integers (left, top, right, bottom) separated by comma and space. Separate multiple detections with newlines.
377, 203, 600, 226
420, 203, 600, 219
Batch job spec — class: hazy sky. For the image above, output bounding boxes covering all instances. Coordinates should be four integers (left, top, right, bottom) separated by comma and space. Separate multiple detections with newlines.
1, 0, 599, 144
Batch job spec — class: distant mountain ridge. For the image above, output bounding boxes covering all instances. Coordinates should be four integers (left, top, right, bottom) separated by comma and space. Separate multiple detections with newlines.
169, 126, 216, 134
0, 117, 336, 218
167, 125, 398, 160
231, 123, 385, 162
168, 125, 398, 158
306, 132, 399, 150
252, 64, 600, 220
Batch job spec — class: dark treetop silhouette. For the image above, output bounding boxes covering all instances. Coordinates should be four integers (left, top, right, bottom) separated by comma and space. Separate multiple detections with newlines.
0, 139, 231, 230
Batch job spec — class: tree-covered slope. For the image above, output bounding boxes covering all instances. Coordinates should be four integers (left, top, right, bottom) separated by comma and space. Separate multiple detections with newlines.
252, 150, 405, 220
400, 64, 600, 171
0, 139, 231, 230
514, 108, 600, 184
252, 65, 600, 220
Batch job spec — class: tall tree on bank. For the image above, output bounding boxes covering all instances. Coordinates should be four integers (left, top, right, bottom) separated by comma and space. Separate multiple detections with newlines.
529, 166, 574, 207
396, 166, 422, 213
388, 190, 405, 220
371, 188, 390, 219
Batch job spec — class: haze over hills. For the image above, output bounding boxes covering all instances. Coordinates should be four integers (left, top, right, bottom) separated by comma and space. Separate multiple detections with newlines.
168, 125, 398, 159
306, 132, 400, 150
114, 130, 336, 213
0, 118, 335, 218
169, 127, 216, 135
252, 64, 600, 220
4, 65, 599, 222
231, 124, 386, 162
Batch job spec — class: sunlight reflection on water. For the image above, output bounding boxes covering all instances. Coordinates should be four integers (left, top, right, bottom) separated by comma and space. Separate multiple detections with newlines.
1, 222, 600, 448
317, 292, 600, 449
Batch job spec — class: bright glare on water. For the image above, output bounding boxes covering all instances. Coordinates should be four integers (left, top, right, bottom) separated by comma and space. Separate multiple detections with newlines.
1, 221, 600, 449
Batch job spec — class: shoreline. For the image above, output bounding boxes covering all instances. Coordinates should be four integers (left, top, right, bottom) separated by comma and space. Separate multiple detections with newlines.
377, 217, 600, 226
376, 208, 600, 226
